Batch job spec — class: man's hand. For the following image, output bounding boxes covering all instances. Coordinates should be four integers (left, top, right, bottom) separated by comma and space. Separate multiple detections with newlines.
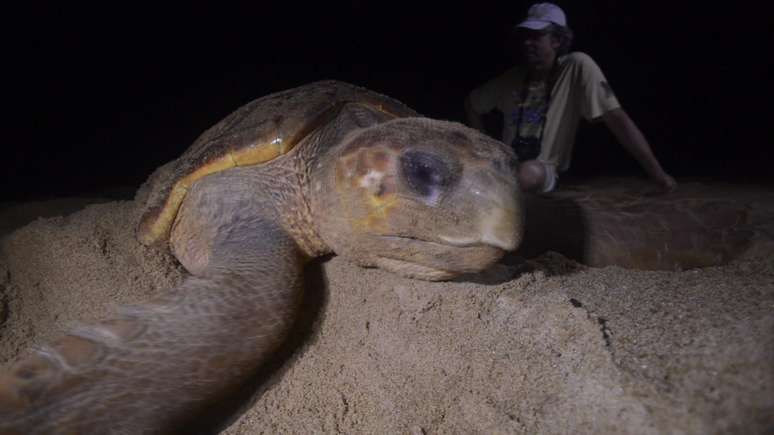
652, 172, 678, 194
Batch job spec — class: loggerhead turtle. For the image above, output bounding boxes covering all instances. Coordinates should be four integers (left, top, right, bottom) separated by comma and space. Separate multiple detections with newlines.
0, 80, 523, 433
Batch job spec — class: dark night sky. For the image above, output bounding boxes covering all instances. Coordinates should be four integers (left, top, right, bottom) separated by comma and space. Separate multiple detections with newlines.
4, 1, 773, 201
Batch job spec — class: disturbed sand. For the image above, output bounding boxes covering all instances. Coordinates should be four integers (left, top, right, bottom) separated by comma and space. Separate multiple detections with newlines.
1, 178, 772, 434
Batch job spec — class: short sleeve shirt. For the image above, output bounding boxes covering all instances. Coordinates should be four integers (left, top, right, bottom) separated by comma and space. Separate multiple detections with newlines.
468, 52, 621, 171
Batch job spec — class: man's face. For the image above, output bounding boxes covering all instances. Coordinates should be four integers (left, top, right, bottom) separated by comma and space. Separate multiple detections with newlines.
518, 28, 560, 68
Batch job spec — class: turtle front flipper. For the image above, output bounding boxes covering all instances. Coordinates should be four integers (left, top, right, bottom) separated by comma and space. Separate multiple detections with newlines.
0, 219, 303, 434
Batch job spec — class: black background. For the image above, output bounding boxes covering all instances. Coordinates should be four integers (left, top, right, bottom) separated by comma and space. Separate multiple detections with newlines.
5, 1, 772, 200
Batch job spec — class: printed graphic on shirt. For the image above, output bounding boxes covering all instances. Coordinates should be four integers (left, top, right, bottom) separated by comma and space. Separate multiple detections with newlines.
509, 82, 549, 140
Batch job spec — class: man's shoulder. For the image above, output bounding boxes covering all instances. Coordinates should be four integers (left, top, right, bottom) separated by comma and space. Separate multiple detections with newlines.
559, 51, 599, 68
472, 66, 524, 94
559, 52, 608, 82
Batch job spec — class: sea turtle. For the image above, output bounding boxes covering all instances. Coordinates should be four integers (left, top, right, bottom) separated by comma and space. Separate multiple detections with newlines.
0, 80, 523, 433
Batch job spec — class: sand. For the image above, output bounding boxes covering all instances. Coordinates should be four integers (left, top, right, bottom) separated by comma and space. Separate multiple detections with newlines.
1, 178, 772, 434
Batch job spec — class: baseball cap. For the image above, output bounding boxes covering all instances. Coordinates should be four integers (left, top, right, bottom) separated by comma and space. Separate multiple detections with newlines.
516, 3, 567, 30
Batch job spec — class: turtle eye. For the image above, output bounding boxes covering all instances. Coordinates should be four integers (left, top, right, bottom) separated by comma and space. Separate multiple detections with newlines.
400, 151, 451, 201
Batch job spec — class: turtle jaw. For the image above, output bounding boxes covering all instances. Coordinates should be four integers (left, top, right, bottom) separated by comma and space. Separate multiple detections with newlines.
374, 257, 459, 281
369, 236, 506, 281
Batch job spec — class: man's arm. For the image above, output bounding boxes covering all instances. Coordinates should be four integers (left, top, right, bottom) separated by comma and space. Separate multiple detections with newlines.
602, 108, 677, 192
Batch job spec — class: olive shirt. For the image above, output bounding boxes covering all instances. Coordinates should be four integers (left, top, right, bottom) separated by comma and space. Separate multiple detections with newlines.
468, 51, 621, 173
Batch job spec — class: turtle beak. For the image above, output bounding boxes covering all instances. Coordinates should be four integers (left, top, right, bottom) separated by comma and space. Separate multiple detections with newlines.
471, 174, 523, 251
477, 192, 522, 251
438, 170, 524, 252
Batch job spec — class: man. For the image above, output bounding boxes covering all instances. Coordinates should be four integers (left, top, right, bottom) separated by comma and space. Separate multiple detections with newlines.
465, 2, 676, 193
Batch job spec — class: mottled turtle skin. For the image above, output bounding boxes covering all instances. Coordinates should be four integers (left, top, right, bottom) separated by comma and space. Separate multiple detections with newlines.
0, 81, 523, 433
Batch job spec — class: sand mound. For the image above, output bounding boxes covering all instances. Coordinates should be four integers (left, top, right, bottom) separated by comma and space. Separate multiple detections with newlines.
1, 180, 772, 434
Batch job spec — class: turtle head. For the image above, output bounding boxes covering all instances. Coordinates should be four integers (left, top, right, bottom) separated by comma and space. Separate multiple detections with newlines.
311, 117, 524, 281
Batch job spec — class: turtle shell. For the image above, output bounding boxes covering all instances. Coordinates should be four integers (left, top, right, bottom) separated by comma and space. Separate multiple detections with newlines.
136, 80, 418, 245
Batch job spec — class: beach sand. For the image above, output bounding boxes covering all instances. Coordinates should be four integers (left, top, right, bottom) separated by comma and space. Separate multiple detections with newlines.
1, 178, 772, 434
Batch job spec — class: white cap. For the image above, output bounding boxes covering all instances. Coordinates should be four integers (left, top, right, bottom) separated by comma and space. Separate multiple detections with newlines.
516, 3, 567, 30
